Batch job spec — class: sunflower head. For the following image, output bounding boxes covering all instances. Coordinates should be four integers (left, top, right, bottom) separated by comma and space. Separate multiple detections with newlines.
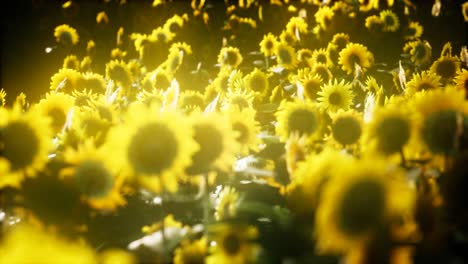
315, 6, 335, 30
365, 15, 384, 32
63, 55, 80, 70
454, 69, 468, 96
331, 110, 363, 147
312, 63, 333, 83
164, 14, 185, 33
318, 79, 354, 114
332, 33, 350, 51
279, 30, 297, 46
218, 46, 243, 69
215, 186, 240, 220
105, 60, 133, 88
404, 21, 424, 40
245, 68, 269, 97
311, 48, 332, 68
225, 107, 260, 155
430, 55, 460, 81
54, 24, 79, 45
151, 26, 174, 43
259, 33, 278, 57
275, 99, 323, 141
35, 92, 74, 133
275, 43, 297, 70
297, 73, 323, 101
173, 238, 207, 264
379, 10, 399, 32
339, 43, 374, 75
405, 71, 441, 96
50, 68, 82, 92
405, 40, 432, 66
421, 110, 460, 155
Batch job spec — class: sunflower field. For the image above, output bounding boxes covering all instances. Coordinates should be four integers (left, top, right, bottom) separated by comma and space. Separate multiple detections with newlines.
1, 0, 468, 263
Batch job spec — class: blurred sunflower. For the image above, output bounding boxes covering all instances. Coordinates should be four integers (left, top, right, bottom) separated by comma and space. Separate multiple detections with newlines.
315, 158, 415, 253
215, 186, 240, 220
276, 99, 323, 141
379, 10, 399, 32
454, 69, 468, 94
110, 48, 127, 60
339, 43, 374, 75
405, 70, 441, 95
0, 89, 6, 106
0, 106, 52, 188
185, 112, 237, 175
173, 238, 207, 264
221, 88, 255, 111
463, 2, 468, 22
35, 92, 74, 133
218, 46, 243, 69
105, 104, 198, 193
79, 72, 107, 93
318, 79, 354, 114
54, 24, 79, 46
285, 16, 308, 36
365, 105, 413, 155
430, 53, 460, 81
164, 14, 185, 33
61, 141, 125, 210
296, 72, 323, 101
169, 42, 193, 55
275, 42, 297, 70
259, 33, 278, 57
331, 32, 350, 51
296, 48, 313, 65
151, 26, 175, 43
312, 63, 333, 83
315, 6, 335, 30
330, 110, 363, 147
365, 15, 383, 32
63, 55, 80, 70
50, 68, 82, 92
404, 21, 424, 40
163, 48, 184, 75
279, 30, 297, 46
225, 107, 261, 155
207, 224, 258, 264
404, 40, 432, 66
105, 60, 133, 88
244, 68, 269, 98
311, 48, 333, 68
80, 56, 92, 72
179, 90, 205, 112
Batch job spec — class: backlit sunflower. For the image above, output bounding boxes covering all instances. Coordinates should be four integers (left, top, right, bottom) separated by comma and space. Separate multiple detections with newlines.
454, 69, 468, 95
79, 72, 107, 93
106, 60, 133, 89
279, 30, 297, 46
275, 99, 323, 142
405, 70, 441, 95
63, 55, 80, 70
315, 158, 415, 253
225, 107, 261, 155
312, 63, 333, 83
50, 68, 82, 92
173, 238, 207, 264
61, 141, 125, 211
296, 72, 323, 101
0, 106, 52, 188
331, 32, 350, 51
339, 43, 374, 75
364, 15, 383, 32
259, 33, 278, 57
35, 92, 74, 133
151, 26, 175, 43
221, 88, 255, 111
218, 46, 243, 69
80, 56, 92, 72
285, 16, 308, 36
430, 54, 460, 81
185, 112, 238, 175
275, 43, 297, 70
463, 2, 468, 22
244, 68, 269, 98
311, 48, 333, 68
315, 6, 335, 30
379, 10, 399, 32
215, 186, 240, 220
164, 14, 185, 33
404, 40, 432, 66
364, 105, 413, 155
54, 24, 79, 46
169, 42, 193, 55
318, 79, 354, 114
297, 48, 313, 64
179, 90, 205, 112
163, 48, 184, 75
207, 224, 258, 264
71, 106, 113, 147
0, 89, 6, 107
404, 21, 423, 40
330, 110, 363, 147
104, 104, 198, 193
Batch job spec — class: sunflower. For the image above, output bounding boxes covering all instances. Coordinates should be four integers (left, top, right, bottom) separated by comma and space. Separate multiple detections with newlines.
312, 63, 333, 83
225, 107, 261, 155
215, 186, 240, 220
50, 68, 82, 92
206, 224, 258, 264
279, 30, 297, 46
151, 26, 175, 43
404, 21, 423, 40
259, 33, 278, 57
179, 90, 205, 113
54, 24, 79, 45
318, 79, 354, 114
96, 11, 109, 24
463, 1, 468, 22
287, 149, 353, 217
104, 104, 198, 193
61, 141, 125, 210
315, 158, 415, 253
169, 42, 193, 55
173, 238, 207, 264
218, 46, 243, 69
105, 60, 133, 89
80, 56, 92, 72
311, 48, 333, 68
72, 106, 113, 147
284, 132, 310, 176
330, 110, 363, 147
0, 89, 6, 107
379, 10, 399, 32
275, 99, 323, 142
454, 69, 468, 95
315, 6, 335, 30
0, 106, 52, 188
35, 92, 74, 133
275, 43, 297, 70
244, 68, 269, 98
430, 54, 460, 81
79, 72, 107, 93
364, 105, 413, 155
404, 40, 432, 66
296, 48, 313, 64
339, 43, 374, 75
71, 89, 97, 107
285, 16, 308, 36
221, 88, 255, 111
185, 112, 238, 175
296, 72, 323, 101
405, 70, 441, 95
364, 15, 384, 32
164, 14, 185, 33
331, 32, 350, 51
163, 49, 184, 75
111, 48, 127, 60
63, 55, 80, 70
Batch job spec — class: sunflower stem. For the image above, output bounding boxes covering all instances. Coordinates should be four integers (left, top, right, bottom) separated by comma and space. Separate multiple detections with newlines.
400, 148, 407, 168
264, 56, 269, 69
202, 173, 211, 234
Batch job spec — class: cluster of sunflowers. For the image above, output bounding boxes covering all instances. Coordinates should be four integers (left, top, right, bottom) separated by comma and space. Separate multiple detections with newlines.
1, 0, 468, 263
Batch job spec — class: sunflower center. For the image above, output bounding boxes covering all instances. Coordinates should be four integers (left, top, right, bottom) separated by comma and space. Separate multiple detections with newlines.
338, 179, 385, 236
278, 48, 293, 65
384, 15, 394, 26
128, 122, 178, 175
59, 32, 73, 45
0, 121, 40, 171
287, 109, 318, 135
108, 65, 131, 87
265, 40, 274, 50
48, 107, 67, 132
316, 54, 328, 64
226, 51, 240, 67
169, 23, 180, 33
348, 54, 361, 68
435, 59, 457, 79
249, 75, 267, 93
418, 82, 436, 91
186, 123, 223, 175
375, 116, 410, 154
304, 80, 321, 99
328, 92, 342, 106
332, 116, 362, 146
422, 110, 458, 154
233, 122, 249, 144
223, 234, 241, 256
74, 160, 114, 198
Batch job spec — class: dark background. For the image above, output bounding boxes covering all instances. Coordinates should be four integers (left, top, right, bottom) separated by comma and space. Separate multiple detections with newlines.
1, 0, 467, 103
